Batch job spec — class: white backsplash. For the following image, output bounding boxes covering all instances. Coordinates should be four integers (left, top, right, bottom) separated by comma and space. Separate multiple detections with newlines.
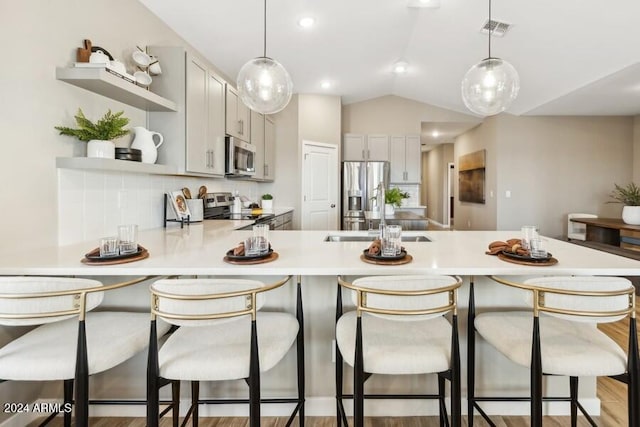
58, 169, 260, 245
393, 184, 421, 207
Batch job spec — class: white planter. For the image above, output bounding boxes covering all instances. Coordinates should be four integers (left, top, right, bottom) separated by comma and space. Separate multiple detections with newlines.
87, 140, 115, 159
384, 203, 395, 216
261, 199, 273, 212
622, 205, 640, 225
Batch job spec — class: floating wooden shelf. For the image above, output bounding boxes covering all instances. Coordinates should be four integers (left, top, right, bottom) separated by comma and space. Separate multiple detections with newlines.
56, 67, 178, 112
56, 157, 178, 176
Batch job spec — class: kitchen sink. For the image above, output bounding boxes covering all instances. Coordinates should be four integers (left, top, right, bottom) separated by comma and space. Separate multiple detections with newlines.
324, 235, 431, 242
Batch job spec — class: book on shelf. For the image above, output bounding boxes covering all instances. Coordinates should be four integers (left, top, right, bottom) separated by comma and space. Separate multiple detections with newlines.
73, 63, 136, 84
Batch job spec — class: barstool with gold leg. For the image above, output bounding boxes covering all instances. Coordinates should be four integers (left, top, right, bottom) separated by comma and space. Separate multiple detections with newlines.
335, 275, 462, 427
467, 275, 638, 426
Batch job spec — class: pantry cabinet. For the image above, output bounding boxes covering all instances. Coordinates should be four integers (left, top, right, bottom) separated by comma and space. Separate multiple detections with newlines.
148, 47, 225, 176
389, 135, 421, 183
226, 86, 251, 142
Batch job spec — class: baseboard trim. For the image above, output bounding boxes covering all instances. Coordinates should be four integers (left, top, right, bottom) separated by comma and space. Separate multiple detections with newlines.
1, 396, 600, 425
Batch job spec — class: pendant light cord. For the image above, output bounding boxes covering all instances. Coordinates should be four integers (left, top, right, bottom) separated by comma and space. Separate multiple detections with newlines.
263, 0, 267, 58
488, 0, 492, 59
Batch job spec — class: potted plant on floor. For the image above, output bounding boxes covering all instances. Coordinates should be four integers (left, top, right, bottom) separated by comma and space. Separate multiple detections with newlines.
608, 183, 640, 225
384, 187, 409, 216
55, 109, 130, 159
261, 193, 274, 212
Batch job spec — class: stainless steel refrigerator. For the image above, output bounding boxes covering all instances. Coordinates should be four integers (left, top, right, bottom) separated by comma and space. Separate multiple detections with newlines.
341, 161, 390, 230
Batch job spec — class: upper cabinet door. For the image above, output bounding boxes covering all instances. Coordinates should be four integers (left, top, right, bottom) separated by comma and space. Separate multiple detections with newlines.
185, 55, 209, 174
366, 135, 389, 161
251, 110, 265, 180
264, 116, 276, 181
404, 135, 421, 183
225, 86, 250, 142
207, 73, 226, 176
389, 135, 406, 183
343, 133, 366, 161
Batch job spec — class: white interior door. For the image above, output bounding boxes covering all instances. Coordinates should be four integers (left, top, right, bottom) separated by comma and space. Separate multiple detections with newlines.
301, 141, 339, 230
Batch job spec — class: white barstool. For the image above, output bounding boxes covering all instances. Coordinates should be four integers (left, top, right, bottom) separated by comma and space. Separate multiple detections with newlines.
0, 276, 169, 427
146, 276, 304, 427
335, 275, 462, 427
467, 275, 639, 426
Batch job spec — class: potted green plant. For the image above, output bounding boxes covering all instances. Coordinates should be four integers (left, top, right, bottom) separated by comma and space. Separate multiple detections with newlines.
384, 187, 409, 215
608, 183, 640, 225
55, 109, 130, 159
261, 193, 274, 212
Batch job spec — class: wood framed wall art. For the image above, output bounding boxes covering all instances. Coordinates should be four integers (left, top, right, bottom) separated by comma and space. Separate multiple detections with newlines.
458, 149, 486, 204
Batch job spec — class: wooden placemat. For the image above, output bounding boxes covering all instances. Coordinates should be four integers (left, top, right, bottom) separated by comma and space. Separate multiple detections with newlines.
360, 253, 413, 265
223, 251, 279, 265
497, 253, 558, 266
81, 247, 149, 265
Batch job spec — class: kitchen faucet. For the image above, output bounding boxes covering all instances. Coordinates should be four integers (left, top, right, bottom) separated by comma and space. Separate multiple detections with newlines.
377, 181, 386, 229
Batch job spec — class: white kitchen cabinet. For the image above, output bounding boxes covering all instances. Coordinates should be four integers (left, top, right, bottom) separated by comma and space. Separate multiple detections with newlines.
148, 47, 226, 176
226, 86, 250, 142
343, 134, 389, 161
264, 116, 276, 181
390, 135, 421, 183
251, 110, 265, 180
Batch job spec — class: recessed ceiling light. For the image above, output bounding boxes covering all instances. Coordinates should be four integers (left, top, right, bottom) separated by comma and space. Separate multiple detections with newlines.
321, 81, 332, 89
432, 131, 440, 137
407, 0, 440, 8
393, 61, 409, 74
298, 17, 315, 28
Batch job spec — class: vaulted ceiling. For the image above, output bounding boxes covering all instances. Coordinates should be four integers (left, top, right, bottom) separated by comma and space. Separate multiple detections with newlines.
139, 0, 640, 116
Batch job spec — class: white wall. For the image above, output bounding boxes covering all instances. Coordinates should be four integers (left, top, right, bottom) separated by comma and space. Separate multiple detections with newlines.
494, 114, 633, 238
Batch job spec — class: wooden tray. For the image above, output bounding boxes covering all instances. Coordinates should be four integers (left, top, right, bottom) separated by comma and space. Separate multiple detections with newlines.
360, 253, 413, 265
81, 246, 149, 265
224, 251, 279, 265
497, 253, 558, 266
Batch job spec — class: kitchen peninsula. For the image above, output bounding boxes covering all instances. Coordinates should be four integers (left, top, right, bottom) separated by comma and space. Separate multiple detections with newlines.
1, 223, 639, 418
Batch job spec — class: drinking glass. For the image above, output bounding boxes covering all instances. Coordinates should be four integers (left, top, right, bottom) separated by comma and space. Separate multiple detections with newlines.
246, 224, 269, 256
118, 224, 138, 255
521, 225, 538, 250
382, 225, 402, 257
99, 236, 119, 257
530, 238, 548, 259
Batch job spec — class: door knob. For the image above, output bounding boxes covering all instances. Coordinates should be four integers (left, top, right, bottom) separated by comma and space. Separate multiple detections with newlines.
330, 204, 336, 208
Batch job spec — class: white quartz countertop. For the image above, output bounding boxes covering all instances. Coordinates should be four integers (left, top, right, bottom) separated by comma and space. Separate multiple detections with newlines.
2, 223, 640, 276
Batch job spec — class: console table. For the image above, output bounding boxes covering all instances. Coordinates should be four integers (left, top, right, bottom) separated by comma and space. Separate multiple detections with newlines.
569, 217, 640, 260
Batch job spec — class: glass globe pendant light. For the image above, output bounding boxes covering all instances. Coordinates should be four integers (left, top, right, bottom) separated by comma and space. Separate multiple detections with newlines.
237, 0, 293, 114
461, 0, 519, 116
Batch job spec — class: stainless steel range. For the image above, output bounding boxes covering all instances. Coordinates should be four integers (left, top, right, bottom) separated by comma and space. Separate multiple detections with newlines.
203, 192, 276, 225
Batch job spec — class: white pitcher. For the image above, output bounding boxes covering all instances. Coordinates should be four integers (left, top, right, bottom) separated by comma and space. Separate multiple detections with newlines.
131, 126, 164, 164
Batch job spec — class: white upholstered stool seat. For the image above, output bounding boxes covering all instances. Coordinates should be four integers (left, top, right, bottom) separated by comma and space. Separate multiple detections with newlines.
336, 311, 452, 375
0, 311, 162, 381
475, 311, 627, 377
159, 312, 298, 381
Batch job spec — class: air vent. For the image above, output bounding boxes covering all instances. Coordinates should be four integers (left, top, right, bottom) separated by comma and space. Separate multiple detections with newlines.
480, 19, 511, 37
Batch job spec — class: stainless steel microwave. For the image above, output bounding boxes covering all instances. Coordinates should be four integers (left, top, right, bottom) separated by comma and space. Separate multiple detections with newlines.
225, 136, 256, 177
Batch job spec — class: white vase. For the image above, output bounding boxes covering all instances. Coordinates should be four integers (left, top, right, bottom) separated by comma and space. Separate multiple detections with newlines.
622, 206, 640, 225
261, 199, 273, 212
384, 203, 395, 216
87, 140, 115, 159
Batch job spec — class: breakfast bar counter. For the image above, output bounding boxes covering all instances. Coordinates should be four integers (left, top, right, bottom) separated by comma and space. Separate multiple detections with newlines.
1, 223, 639, 276
2, 223, 640, 419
